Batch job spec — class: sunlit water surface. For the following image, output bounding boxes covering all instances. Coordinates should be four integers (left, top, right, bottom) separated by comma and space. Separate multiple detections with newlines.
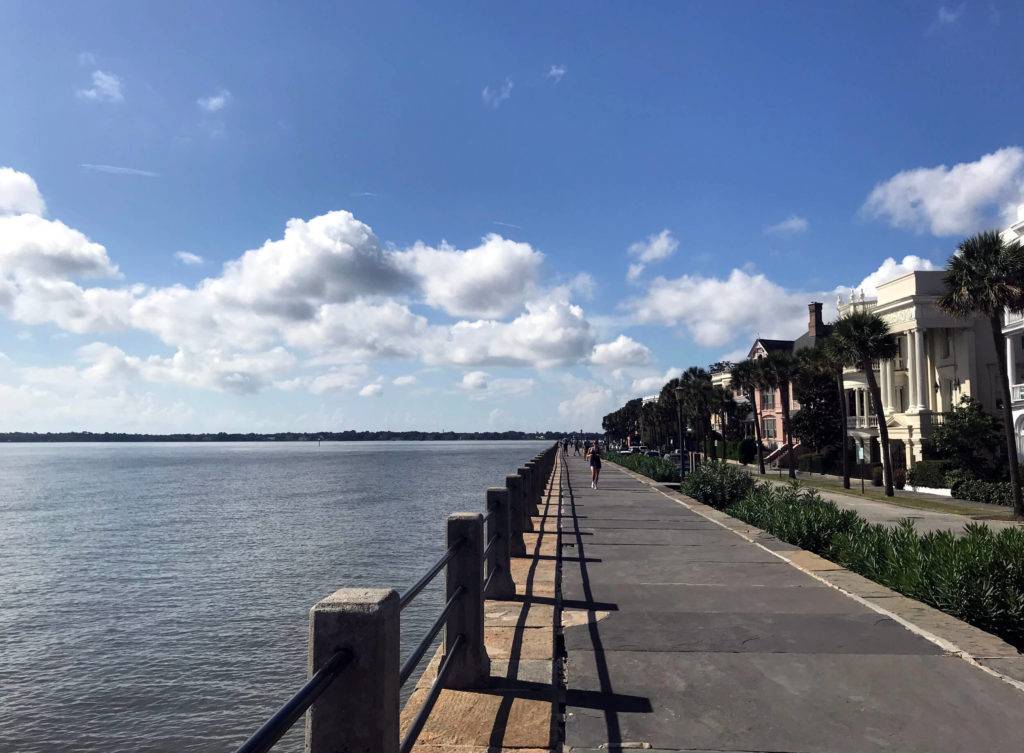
0, 440, 550, 752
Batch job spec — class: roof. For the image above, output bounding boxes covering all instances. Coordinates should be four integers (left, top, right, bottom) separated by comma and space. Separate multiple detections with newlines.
747, 338, 795, 359
793, 323, 833, 353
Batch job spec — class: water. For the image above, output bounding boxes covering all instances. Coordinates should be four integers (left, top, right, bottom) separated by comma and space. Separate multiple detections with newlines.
0, 440, 550, 753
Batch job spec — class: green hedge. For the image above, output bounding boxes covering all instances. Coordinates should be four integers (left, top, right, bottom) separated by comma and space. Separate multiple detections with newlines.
679, 461, 756, 510
722, 483, 1024, 649
952, 478, 1013, 507
906, 459, 950, 489
605, 451, 680, 483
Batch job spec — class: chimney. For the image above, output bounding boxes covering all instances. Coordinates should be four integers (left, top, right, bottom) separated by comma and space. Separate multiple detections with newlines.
808, 302, 823, 337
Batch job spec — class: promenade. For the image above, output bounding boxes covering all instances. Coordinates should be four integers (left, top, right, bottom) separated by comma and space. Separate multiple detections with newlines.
560, 454, 1024, 752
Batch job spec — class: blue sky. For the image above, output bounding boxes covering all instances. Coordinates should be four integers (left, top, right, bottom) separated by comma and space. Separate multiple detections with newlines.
2, 1, 1024, 432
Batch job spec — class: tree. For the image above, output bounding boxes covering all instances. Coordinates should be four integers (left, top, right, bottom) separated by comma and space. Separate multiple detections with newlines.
938, 230, 1024, 515
765, 350, 800, 478
658, 377, 684, 450
928, 396, 1003, 479
823, 335, 853, 489
679, 366, 715, 458
791, 347, 843, 453
829, 311, 899, 496
731, 359, 766, 473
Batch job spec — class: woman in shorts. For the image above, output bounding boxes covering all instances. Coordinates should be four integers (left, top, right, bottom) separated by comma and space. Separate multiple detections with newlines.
588, 441, 602, 489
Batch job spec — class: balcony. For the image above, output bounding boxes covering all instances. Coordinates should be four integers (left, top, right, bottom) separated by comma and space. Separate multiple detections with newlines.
1013, 384, 1024, 404
921, 412, 948, 430
850, 415, 879, 430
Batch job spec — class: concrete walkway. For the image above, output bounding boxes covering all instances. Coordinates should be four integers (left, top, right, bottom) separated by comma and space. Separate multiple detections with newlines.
561, 455, 1024, 752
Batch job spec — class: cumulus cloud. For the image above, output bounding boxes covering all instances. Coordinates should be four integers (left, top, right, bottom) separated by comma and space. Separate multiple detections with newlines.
853, 254, 938, 297
630, 367, 683, 395
482, 78, 513, 109
590, 335, 654, 367
764, 215, 809, 235
626, 229, 677, 280
395, 234, 543, 318
77, 70, 123, 102
558, 382, 615, 430
546, 65, 567, 84
309, 365, 371, 395
460, 371, 489, 390
174, 251, 203, 266
0, 168, 46, 216
197, 90, 231, 113
0, 214, 119, 279
862, 147, 1024, 236
359, 382, 383, 397
392, 375, 417, 386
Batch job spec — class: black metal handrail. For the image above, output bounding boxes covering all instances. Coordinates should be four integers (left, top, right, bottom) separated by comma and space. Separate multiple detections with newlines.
399, 585, 465, 685
482, 532, 498, 560
233, 648, 353, 753
483, 564, 499, 595
399, 537, 465, 611
398, 634, 465, 753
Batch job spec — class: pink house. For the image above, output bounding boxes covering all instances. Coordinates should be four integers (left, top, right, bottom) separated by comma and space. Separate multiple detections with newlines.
746, 302, 830, 455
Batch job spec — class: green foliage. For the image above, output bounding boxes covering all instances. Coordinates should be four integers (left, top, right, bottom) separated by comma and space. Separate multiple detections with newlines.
738, 437, 758, 465
723, 484, 1024, 648
952, 478, 1014, 507
605, 451, 680, 483
679, 461, 755, 509
797, 453, 824, 473
893, 467, 907, 490
928, 396, 1004, 479
906, 459, 951, 488
791, 354, 843, 452
871, 466, 884, 486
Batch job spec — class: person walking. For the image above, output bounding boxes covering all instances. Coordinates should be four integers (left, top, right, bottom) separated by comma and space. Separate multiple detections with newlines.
574, 440, 581, 456
588, 440, 602, 489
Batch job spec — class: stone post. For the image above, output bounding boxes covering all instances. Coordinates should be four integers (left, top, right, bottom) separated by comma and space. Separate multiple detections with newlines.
504, 474, 527, 555
485, 488, 516, 599
306, 588, 399, 753
517, 466, 535, 530
444, 513, 489, 688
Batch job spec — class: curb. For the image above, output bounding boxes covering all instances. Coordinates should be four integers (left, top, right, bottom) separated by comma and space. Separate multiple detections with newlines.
602, 458, 1024, 693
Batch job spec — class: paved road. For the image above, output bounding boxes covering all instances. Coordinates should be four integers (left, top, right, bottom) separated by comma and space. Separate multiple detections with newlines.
740, 467, 1022, 535
560, 455, 1024, 752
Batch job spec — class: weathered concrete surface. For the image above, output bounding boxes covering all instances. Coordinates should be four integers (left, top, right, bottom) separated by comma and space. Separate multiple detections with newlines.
400, 450, 562, 753
562, 455, 1024, 753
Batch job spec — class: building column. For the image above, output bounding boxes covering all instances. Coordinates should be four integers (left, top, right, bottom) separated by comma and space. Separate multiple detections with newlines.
916, 328, 928, 411
1008, 336, 1017, 387
882, 359, 894, 413
906, 332, 917, 411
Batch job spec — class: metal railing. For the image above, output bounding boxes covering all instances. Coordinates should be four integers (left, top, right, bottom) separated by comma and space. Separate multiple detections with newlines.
228, 442, 558, 753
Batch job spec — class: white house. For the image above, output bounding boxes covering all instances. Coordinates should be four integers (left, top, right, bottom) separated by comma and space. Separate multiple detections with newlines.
1000, 205, 1024, 458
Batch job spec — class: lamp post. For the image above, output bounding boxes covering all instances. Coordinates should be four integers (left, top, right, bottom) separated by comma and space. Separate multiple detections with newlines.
674, 386, 685, 477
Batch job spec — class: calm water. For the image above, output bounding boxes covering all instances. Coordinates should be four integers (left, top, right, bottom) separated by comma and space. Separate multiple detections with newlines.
0, 440, 550, 753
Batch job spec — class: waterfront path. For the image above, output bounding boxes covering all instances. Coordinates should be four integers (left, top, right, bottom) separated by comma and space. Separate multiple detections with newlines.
561, 454, 1024, 752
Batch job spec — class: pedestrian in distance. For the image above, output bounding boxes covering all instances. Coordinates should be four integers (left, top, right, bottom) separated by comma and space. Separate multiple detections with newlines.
574, 440, 581, 456
588, 440, 602, 489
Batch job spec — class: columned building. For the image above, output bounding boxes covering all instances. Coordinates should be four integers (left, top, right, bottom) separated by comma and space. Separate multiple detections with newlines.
1000, 205, 1024, 459
839, 271, 999, 465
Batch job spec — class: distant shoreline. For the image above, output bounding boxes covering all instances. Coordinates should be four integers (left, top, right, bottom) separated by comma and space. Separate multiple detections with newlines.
0, 431, 601, 443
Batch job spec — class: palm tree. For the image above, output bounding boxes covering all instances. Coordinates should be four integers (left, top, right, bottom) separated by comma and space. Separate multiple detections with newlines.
822, 337, 852, 489
765, 350, 799, 479
679, 366, 714, 458
939, 231, 1024, 516
830, 311, 898, 496
731, 359, 766, 474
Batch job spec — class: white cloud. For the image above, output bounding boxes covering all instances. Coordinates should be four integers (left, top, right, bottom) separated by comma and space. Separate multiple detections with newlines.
558, 382, 614, 430
630, 367, 682, 395
0, 168, 45, 216
174, 251, 203, 266
198, 90, 231, 113
460, 371, 489, 390
359, 382, 383, 397
568, 273, 596, 300
77, 70, 123, 103
938, 4, 965, 23
81, 164, 159, 178
546, 65, 567, 84
0, 213, 119, 279
309, 365, 371, 395
862, 147, 1024, 236
626, 229, 677, 280
590, 335, 654, 367
395, 234, 543, 318
854, 254, 938, 297
764, 215, 809, 236
392, 375, 417, 386
482, 77, 513, 109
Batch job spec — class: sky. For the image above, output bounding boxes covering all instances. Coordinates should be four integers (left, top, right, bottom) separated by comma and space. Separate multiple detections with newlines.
2, 1, 1024, 433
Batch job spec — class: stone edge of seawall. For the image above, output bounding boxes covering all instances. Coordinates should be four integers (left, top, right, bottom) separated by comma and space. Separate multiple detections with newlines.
605, 460, 1024, 693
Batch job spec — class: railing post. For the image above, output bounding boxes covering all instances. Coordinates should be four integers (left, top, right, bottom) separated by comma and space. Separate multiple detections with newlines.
504, 474, 527, 556
444, 513, 489, 688
525, 460, 540, 514
517, 466, 536, 530
306, 588, 399, 753
485, 488, 516, 599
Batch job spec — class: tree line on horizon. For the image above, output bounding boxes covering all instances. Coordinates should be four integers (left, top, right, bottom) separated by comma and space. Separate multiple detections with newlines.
0, 429, 598, 443
602, 230, 1024, 517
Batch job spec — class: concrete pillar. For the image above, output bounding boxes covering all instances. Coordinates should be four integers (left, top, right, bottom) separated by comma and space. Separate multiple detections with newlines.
524, 461, 540, 514
444, 513, 489, 688
485, 488, 515, 599
516, 466, 535, 531
915, 328, 927, 411
1009, 336, 1018, 386
883, 359, 894, 413
306, 588, 399, 753
504, 474, 527, 556
907, 331, 919, 411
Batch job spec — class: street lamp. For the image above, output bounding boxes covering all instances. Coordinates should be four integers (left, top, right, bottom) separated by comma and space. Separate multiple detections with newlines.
674, 386, 685, 476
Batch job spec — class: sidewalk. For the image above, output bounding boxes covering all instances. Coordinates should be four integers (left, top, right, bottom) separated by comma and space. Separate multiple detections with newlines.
734, 463, 1022, 535
561, 454, 1024, 752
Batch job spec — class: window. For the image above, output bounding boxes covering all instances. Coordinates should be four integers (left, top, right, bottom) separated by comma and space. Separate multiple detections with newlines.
896, 387, 905, 413
763, 417, 777, 438
762, 387, 776, 409
943, 328, 952, 358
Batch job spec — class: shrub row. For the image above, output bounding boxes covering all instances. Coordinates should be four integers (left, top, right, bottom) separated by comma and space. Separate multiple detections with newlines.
604, 451, 680, 483
951, 478, 1013, 507
680, 463, 1024, 648
906, 459, 950, 489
